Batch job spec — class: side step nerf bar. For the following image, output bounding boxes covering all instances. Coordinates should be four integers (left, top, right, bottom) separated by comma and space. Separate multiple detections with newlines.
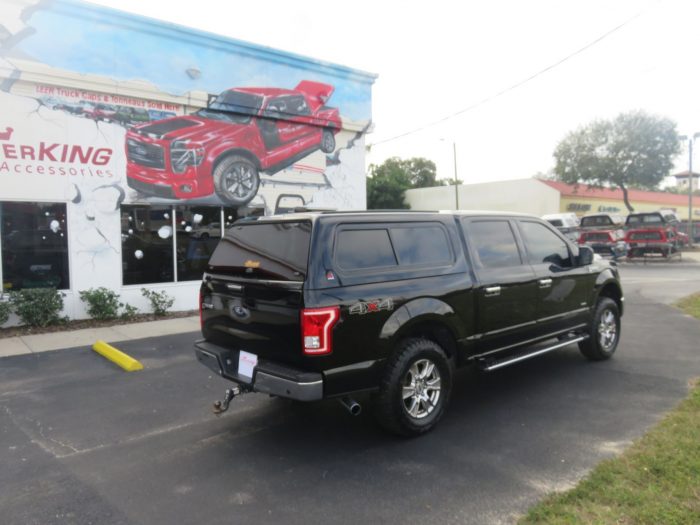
478, 335, 589, 372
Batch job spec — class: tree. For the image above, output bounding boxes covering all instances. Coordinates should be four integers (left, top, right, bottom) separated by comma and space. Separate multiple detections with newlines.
553, 110, 680, 211
366, 157, 445, 209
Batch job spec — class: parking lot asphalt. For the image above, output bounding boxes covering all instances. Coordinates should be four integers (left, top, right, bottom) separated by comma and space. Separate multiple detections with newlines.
1, 263, 700, 525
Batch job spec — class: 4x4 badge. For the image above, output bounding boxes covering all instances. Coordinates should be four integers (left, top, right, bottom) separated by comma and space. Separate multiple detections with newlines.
349, 298, 394, 315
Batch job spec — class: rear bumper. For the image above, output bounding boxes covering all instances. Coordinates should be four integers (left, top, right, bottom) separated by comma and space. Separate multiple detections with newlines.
194, 340, 323, 401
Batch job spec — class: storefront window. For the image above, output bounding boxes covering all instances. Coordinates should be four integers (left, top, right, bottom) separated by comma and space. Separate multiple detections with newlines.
1, 202, 70, 290
175, 206, 222, 281
121, 205, 174, 285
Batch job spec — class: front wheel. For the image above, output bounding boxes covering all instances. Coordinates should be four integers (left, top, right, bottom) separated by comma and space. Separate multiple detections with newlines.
374, 338, 453, 437
579, 297, 620, 361
213, 155, 260, 207
320, 129, 336, 153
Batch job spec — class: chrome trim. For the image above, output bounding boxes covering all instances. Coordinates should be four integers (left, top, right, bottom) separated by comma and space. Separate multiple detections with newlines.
483, 320, 536, 336
538, 278, 552, 288
536, 307, 589, 323
484, 286, 501, 297
226, 283, 243, 292
470, 323, 588, 359
206, 272, 303, 290
481, 335, 588, 371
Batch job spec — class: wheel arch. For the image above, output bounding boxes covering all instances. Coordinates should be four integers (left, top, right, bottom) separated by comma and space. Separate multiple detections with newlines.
597, 279, 623, 316
379, 299, 460, 362
212, 149, 261, 173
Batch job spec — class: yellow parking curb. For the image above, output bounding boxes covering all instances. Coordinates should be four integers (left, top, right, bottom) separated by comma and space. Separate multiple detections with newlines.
92, 340, 143, 372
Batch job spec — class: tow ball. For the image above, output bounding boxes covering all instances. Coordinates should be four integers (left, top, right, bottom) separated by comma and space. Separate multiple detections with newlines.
212, 386, 248, 415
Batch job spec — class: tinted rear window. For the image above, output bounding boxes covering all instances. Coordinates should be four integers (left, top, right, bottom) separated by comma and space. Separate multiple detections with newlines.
335, 229, 397, 270
627, 214, 663, 225
390, 226, 452, 266
581, 216, 613, 227
208, 221, 311, 281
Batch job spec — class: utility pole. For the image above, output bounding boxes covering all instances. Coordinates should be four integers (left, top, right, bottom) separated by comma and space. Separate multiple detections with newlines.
452, 141, 459, 210
680, 133, 699, 248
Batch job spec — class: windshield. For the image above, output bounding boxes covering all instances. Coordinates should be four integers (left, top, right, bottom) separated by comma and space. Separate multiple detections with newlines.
208, 221, 311, 281
195, 108, 254, 124
201, 90, 264, 124
627, 214, 663, 225
581, 216, 613, 227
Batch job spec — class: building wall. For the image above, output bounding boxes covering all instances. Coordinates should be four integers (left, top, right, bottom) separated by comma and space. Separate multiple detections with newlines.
404, 179, 561, 216
0, 0, 375, 323
559, 194, 700, 220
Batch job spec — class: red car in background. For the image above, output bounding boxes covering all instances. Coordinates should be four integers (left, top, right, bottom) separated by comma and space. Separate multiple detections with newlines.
624, 212, 682, 258
577, 213, 628, 258
125, 81, 341, 206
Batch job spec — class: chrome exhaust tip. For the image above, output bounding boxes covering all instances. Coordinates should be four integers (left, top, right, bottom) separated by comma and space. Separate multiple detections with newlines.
339, 396, 362, 416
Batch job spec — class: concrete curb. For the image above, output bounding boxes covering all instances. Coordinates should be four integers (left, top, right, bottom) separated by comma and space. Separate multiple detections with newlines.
0, 316, 200, 359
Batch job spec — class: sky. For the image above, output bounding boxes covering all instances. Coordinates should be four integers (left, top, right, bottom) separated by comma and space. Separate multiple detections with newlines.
89, 0, 700, 187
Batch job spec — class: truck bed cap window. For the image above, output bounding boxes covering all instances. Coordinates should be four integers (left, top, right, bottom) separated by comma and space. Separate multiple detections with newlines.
208, 221, 311, 281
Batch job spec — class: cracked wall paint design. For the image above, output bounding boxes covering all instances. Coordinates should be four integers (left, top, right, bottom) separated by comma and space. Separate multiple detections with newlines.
0, 0, 373, 318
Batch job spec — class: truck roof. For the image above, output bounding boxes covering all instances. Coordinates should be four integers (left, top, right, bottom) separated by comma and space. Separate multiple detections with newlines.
237, 209, 541, 224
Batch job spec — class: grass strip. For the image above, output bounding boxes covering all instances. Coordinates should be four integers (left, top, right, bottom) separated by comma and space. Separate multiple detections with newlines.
521, 294, 700, 524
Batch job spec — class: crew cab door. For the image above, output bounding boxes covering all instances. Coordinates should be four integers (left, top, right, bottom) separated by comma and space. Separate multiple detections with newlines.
515, 219, 594, 336
461, 218, 538, 353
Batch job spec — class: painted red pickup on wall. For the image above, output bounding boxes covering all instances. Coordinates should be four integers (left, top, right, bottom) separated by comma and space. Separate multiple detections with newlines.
125, 81, 341, 206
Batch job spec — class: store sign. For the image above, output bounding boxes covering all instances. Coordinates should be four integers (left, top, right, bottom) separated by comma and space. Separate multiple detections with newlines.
0, 128, 114, 177
567, 203, 591, 212
598, 205, 620, 212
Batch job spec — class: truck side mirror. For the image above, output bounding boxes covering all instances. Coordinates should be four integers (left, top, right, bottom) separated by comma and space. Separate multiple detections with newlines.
577, 245, 594, 266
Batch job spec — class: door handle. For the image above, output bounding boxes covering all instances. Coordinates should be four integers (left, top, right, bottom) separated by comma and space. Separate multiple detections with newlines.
484, 286, 501, 297
539, 278, 552, 288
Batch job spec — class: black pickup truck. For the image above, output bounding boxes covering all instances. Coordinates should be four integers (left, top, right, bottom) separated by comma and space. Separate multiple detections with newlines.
195, 211, 623, 436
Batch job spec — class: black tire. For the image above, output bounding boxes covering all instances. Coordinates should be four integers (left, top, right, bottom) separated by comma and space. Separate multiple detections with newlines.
374, 338, 452, 437
213, 155, 260, 206
320, 129, 336, 153
578, 297, 620, 361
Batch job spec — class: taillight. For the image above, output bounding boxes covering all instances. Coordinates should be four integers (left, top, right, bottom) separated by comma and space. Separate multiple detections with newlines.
301, 306, 340, 355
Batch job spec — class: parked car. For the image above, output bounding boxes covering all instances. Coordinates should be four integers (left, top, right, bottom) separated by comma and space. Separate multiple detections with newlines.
626, 229, 680, 258
125, 80, 341, 206
579, 213, 625, 229
147, 109, 177, 121
114, 106, 150, 127
38, 96, 63, 110
59, 100, 88, 115
542, 213, 579, 242
578, 229, 628, 259
86, 103, 118, 121
195, 211, 623, 436
625, 211, 684, 256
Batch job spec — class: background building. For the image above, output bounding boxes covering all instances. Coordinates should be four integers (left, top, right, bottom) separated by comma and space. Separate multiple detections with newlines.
405, 178, 700, 219
0, 0, 375, 322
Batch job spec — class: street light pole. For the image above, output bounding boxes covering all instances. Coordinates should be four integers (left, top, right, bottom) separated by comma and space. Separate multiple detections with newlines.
680, 133, 699, 248
452, 141, 459, 210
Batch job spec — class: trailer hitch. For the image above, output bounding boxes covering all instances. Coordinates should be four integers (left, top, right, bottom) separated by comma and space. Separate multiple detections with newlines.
212, 386, 246, 415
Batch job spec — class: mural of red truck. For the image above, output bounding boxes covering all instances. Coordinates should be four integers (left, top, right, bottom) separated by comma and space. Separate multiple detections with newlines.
125, 80, 341, 206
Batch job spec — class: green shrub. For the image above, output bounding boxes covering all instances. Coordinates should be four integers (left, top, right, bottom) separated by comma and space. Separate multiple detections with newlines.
10, 288, 65, 327
0, 299, 12, 326
141, 288, 174, 316
79, 287, 121, 321
121, 303, 139, 321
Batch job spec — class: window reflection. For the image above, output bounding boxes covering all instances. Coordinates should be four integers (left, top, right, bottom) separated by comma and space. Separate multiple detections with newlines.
121, 205, 174, 285
175, 206, 222, 281
1, 202, 70, 290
